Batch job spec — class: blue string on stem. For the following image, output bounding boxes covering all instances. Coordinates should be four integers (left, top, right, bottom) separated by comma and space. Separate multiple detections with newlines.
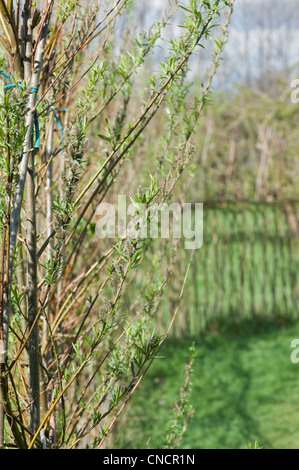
1, 72, 67, 154
1, 72, 40, 149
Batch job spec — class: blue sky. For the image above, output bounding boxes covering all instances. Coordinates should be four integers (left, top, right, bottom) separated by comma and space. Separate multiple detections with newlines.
133, 0, 299, 89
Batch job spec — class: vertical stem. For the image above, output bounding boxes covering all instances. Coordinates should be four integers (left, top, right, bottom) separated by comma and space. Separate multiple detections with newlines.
2, 14, 48, 445
0, 110, 13, 448
3, 21, 48, 360
43, 110, 54, 348
0, 224, 7, 449
26, 143, 40, 434
24, 4, 40, 436
56, 107, 67, 306
0, 394, 3, 448
40, 110, 55, 429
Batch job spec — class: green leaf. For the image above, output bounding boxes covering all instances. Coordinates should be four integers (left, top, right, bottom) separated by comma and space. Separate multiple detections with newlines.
98, 133, 112, 143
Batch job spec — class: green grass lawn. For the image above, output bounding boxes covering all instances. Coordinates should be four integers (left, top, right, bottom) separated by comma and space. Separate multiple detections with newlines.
116, 317, 299, 449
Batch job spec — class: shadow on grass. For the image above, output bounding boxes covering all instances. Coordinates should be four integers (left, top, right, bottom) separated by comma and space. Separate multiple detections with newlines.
117, 315, 299, 449
197, 312, 299, 342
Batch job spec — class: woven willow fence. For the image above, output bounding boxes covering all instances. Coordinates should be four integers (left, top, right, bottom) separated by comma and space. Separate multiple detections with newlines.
161, 201, 299, 336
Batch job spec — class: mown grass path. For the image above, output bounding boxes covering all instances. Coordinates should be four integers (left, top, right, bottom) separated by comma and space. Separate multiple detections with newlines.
117, 318, 299, 449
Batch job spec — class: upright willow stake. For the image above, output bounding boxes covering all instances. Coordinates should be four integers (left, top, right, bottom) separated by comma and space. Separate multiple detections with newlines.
1, 12, 49, 441
44, 109, 54, 348
23, 2, 41, 436
26, 138, 40, 434
3, 24, 48, 351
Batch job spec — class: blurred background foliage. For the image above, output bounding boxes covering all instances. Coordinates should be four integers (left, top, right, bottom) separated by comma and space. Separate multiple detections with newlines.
110, 0, 299, 449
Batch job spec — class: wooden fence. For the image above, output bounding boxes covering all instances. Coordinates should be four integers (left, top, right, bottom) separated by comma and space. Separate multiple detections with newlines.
161, 200, 299, 336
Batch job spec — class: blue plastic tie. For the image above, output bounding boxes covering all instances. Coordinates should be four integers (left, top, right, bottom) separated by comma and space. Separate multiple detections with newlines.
34, 110, 40, 149
1, 72, 65, 153
4, 84, 17, 91
1, 73, 40, 149
1, 71, 12, 81
54, 112, 64, 154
